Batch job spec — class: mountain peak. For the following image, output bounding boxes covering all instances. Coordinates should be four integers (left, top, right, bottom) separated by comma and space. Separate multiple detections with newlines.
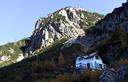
62, 6, 87, 11
25, 7, 103, 54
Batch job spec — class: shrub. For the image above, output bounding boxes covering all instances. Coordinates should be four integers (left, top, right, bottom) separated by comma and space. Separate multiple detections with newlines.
81, 70, 103, 82
51, 70, 103, 82
35, 79, 48, 82
58, 53, 65, 66
31, 61, 40, 73
51, 73, 79, 82
117, 28, 128, 49
118, 59, 128, 65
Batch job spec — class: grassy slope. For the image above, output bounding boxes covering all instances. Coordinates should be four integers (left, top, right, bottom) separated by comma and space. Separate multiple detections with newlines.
0, 38, 93, 82
0, 39, 27, 67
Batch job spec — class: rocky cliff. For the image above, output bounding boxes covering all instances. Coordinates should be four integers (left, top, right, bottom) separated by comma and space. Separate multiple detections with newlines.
25, 7, 103, 54
78, 3, 128, 63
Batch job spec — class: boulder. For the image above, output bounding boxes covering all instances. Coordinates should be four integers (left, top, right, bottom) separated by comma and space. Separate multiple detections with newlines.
117, 65, 128, 81
100, 68, 118, 82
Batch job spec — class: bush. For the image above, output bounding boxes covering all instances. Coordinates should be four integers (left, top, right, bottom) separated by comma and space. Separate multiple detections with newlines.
51, 70, 103, 82
118, 59, 128, 65
58, 53, 65, 66
31, 60, 55, 73
35, 79, 48, 82
51, 73, 79, 82
42, 60, 55, 70
31, 61, 42, 73
81, 70, 103, 82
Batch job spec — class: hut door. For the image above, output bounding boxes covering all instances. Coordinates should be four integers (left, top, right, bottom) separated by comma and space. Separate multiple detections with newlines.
87, 63, 90, 69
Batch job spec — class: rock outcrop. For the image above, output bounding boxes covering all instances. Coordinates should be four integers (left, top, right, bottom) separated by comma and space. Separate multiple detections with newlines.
100, 65, 128, 82
100, 68, 118, 82
25, 7, 103, 54
16, 54, 24, 62
117, 65, 128, 81
0, 55, 10, 62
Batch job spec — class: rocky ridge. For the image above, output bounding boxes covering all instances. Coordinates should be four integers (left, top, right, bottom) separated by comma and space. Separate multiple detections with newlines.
25, 7, 103, 54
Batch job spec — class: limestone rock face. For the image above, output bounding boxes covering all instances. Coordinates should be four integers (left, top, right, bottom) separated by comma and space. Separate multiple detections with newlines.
25, 7, 102, 53
16, 54, 24, 62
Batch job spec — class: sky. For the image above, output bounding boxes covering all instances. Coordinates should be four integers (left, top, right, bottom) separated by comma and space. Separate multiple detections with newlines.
0, 0, 126, 45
